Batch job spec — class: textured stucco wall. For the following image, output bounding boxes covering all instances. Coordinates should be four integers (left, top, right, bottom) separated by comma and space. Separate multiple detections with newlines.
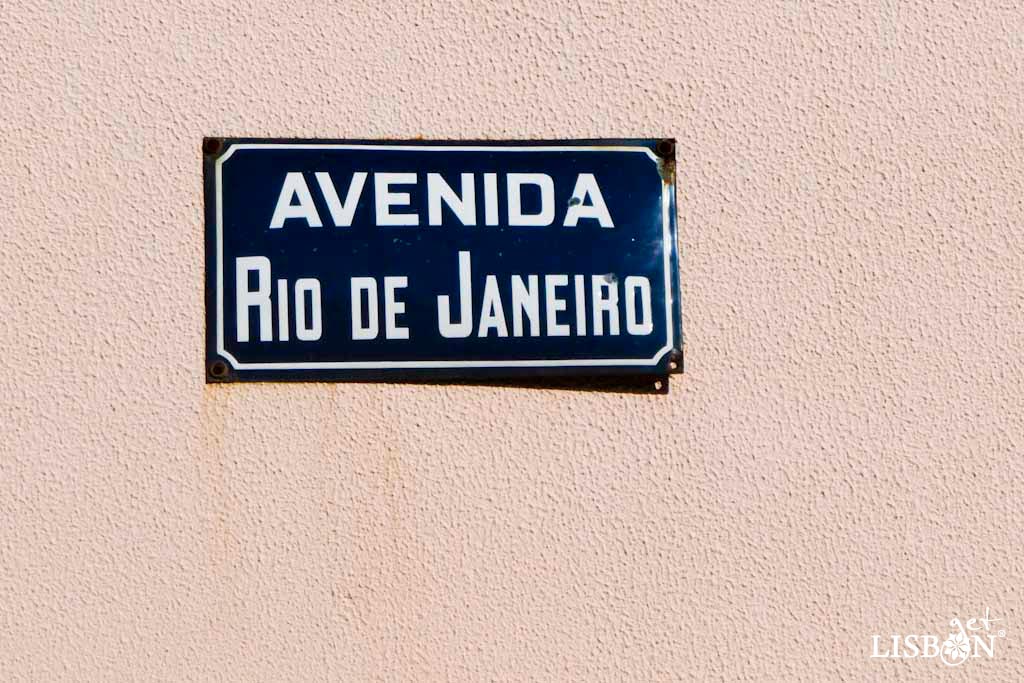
2, 2, 1023, 680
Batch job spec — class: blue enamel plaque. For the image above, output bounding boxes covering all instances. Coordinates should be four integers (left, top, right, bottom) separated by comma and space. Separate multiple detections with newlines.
204, 139, 681, 385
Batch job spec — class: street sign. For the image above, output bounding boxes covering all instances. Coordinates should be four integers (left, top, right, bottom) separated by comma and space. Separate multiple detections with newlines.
204, 139, 682, 387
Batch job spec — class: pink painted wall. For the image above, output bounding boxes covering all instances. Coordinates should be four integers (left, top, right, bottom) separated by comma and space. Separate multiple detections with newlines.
2, 2, 1022, 680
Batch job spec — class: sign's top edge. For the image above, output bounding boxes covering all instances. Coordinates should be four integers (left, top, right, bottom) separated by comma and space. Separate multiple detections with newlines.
203, 136, 674, 147
203, 138, 677, 167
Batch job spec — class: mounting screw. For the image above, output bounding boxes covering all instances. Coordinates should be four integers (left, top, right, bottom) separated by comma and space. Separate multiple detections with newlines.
209, 360, 229, 378
653, 379, 664, 392
655, 139, 675, 158
667, 352, 683, 374
203, 138, 223, 155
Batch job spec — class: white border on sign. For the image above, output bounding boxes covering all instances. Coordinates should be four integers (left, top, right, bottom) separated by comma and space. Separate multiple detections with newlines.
215, 144, 674, 370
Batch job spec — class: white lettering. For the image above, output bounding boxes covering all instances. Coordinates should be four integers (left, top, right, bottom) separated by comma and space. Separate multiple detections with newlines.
351, 277, 378, 340
564, 173, 613, 227
573, 274, 587, 335
375, 173, 418, 226
544, 274, 569, 336
428, 173, 476, 226
973, 635, 996, 658
591, 276, 620, 336
383, 276, 409, 339
507, 173, 555, 226
920, 635, 938, 658
478, 275, 509, 337
484, 173, 499, 226
624, 276, 653, 335
293, 278, 322, 341
315, 171, 367, 227
276, 278, 289, 341
235, 256, 272, 342
270, 172, 322, 228
438, 251, 473, 338
511, 275, 539, 337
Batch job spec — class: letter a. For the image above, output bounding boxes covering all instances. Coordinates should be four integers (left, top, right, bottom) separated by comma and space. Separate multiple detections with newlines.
564, 173, 613, 227
270, 172, 322, 228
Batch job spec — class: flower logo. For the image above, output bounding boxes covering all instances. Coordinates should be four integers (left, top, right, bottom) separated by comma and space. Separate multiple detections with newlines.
942, 632, 970, 661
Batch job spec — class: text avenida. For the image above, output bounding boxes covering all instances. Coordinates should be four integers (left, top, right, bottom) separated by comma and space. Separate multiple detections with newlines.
234, 171, 657, 343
